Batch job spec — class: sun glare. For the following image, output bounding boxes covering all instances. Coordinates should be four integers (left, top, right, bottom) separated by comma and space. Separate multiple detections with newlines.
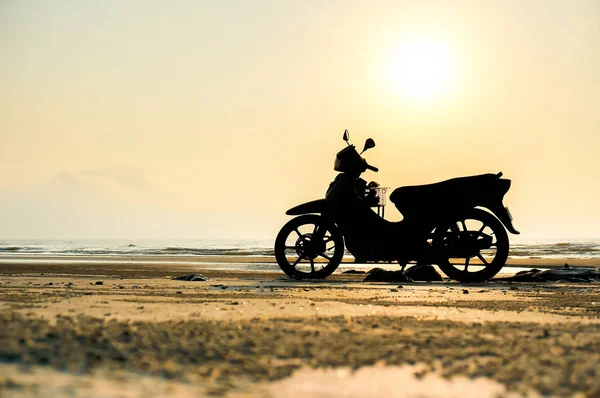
386, 37, 455, 102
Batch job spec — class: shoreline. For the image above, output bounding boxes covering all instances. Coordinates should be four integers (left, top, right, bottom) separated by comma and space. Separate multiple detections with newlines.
1, 253, 598, 267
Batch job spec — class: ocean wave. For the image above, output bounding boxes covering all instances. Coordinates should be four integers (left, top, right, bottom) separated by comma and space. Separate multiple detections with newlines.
147, 247, 274, 256
1, 246, 22, 251
510, 242, 599, 258
0, 246, 40, 253
0, 245, 274, 257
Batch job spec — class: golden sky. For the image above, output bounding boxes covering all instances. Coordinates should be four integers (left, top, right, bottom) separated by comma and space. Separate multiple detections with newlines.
1, 0, 599, 240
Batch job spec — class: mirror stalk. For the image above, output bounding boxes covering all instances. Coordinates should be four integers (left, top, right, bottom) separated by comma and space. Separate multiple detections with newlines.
360, 138, 376, 154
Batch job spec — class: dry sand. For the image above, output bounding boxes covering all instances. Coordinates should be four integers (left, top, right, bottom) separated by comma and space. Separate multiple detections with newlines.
1, 256, 600, 397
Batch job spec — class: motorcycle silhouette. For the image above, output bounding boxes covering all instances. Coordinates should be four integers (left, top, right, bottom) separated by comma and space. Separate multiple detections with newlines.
274, 130, 520, 282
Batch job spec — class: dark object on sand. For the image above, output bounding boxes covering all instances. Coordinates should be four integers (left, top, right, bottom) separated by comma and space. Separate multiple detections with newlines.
403, 264, 443, 282
364, 268, 411, 282
364, 265, 443, 282
498, 269, 546, 282
498, 268, 600, 283
538, 268, 600, 282
342, 270, 366, 274
172, 274, 208, 282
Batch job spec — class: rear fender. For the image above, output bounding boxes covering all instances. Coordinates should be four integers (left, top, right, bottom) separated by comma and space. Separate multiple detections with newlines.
483, 203, 520, 234
486, 177, 520, 235
286, 199, 327, 216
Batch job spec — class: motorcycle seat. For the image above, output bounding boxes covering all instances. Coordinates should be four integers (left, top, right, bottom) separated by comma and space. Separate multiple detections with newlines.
389, 173, 501, 216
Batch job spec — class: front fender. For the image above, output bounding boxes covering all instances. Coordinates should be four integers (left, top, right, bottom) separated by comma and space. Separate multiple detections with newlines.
286, 199, 327, 216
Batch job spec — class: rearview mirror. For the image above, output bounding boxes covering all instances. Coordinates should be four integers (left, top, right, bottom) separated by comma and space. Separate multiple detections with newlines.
343, 129, 349, 143
362, 138, 375, 153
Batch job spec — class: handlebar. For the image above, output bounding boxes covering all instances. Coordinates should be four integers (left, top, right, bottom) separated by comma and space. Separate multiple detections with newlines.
366, 163, 379, 172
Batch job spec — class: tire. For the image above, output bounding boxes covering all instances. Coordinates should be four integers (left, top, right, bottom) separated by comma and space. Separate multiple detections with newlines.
274, 214, 344, 279
433, 208, 509, 282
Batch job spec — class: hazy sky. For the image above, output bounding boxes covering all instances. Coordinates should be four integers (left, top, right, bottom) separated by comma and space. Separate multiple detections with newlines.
1, 0, 599, 240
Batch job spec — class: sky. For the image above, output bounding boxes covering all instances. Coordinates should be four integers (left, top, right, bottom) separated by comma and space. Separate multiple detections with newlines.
1, 0, 599, 241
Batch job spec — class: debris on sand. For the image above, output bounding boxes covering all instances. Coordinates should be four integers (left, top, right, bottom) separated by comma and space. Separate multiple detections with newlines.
364, 265, 443, 282
342, 270, 367, 274
364, 268, 411, 282
172, 274, 209, 282
403, 264, 443, 282
497, 268, 600, 283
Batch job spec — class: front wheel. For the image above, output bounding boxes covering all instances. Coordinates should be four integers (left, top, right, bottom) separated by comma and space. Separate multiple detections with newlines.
433, 208, 509, 282
274, 214, 344, 279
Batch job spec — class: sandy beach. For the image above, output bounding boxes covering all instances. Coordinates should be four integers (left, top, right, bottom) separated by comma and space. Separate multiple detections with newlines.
1, 256, 600, 397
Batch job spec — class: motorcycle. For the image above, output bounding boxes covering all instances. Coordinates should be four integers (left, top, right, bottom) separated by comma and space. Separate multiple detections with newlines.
274, 130, 520, 282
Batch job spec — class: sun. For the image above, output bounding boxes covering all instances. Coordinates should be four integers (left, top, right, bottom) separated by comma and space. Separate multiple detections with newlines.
386, 37, 455, 102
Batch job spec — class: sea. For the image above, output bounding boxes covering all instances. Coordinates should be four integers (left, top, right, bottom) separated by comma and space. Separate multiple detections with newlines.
0, 238, 598, 259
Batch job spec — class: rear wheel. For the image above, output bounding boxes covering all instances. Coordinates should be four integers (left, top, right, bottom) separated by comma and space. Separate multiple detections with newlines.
274, 214, 344, 279
433, 208, 509, 282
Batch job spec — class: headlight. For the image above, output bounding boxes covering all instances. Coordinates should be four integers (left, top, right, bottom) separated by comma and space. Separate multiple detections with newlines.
334, 157, 343, 171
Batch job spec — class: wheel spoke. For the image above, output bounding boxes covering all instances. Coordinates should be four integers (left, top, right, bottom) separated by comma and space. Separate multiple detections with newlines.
319, 253, 332, 261
292, 256, 303, 268
464, 256, 470, 271
460, 220, 467, 231
478, 224, 487, 233
294, 228, 302, 238
309, 258, 315, 272
476, 253, 489, 265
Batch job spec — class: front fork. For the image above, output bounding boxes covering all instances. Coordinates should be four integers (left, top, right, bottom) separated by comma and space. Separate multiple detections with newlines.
304, 215, 333, 260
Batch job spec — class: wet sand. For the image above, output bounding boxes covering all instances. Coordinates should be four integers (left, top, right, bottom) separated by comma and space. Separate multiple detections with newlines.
1, 257, 600, 397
